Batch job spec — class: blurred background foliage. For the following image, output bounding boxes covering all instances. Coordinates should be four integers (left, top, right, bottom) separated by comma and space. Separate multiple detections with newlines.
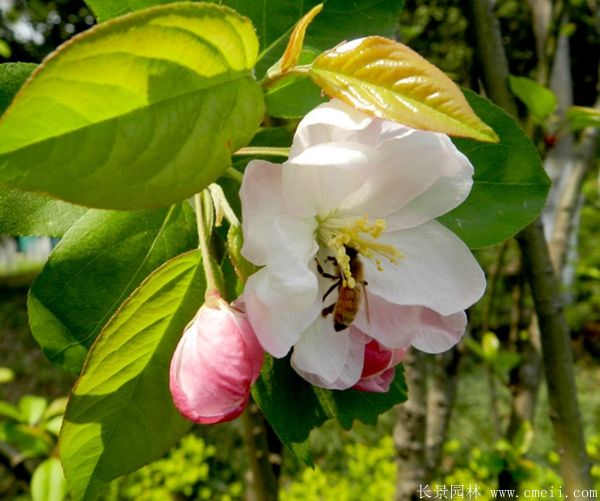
1, 0, 599, 499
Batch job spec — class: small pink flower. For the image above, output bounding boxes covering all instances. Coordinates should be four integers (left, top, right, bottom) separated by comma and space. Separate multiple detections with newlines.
169, 295, 264, 424
353, 340, 408, 393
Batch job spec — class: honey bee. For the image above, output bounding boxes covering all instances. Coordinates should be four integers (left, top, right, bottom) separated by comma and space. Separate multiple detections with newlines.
317, 246, 368, 332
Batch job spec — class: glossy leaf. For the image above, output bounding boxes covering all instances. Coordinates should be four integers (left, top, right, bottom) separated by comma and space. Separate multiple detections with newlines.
252, 355, 407, 463
29, 204, 197, 373
509, 75, 557, 122
0, 3, 264, 210
310, 36, 497, 142
31, 458, 67, 501
439, 90, 550, 248
0, 62, 36, 115
59, 250, 205, 501
84, 1, 402, 76
0, 188, 87, 237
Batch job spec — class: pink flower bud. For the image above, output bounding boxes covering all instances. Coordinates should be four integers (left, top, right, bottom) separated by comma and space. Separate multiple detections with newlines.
353, 340, 408, 393
169, 296, 264, 424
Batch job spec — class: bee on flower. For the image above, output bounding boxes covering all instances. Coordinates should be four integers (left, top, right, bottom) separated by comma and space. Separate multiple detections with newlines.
240, 99, 486, 390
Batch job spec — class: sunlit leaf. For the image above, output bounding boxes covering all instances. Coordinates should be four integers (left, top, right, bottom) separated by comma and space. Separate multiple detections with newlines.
84, 0, 402, 77
509, 75, 557, 122
0, 188, 87, 237
29, 204, 197, 373
31, 458, 67, 501
0, 3, 263, 209
309, 36, 498, 142
59, 250, 205, 501
439, 90, 550, 248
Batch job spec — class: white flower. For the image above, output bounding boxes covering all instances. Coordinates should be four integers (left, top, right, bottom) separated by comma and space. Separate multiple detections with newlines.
240, 99, 486, 390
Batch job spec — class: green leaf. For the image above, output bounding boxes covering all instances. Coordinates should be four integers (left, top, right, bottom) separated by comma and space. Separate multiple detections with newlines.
0, 62, 36, 115
566, 105, 600, 131
31, 458, 67, 501
0, 3, 264, 210
0, 188, 87, 237
509, 75, 557, 122
252, 355, 407, 463
59, 250, 205, 501
310, 36, 498, 142
18, 395, 48, 426
0, 401, 21, 421
0, 367, 15, 384
29, 204, 197, 374
439, 90, 550, 249
265, 48, 327, 119
265, 76, 326, 119
85, 1, 402, 76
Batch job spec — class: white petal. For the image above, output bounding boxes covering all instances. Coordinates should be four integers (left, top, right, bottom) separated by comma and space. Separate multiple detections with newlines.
290, 99, 380, 157
383, 134, 474, 230
354, 294, 466, 352
244, 266, 321, 358
241, 160, 317, 266
340, 131, 444, 218
410, 309, 467, 353
282, 142, 376, 217
363, 221, 486, 315
291, 317, 366, 389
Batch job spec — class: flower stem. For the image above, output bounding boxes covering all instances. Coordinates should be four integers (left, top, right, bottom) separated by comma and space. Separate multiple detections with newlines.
234, 147, 290, 158
194, 192, 221, 297
225, 167, 244, 183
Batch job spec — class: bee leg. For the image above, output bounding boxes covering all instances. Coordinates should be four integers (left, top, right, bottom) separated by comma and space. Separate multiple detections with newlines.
322, 281, 339, 301
322, 303, 335, 317
315, 258, 337, 280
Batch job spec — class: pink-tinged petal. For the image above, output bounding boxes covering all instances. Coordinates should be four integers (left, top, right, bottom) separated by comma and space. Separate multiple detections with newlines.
290, 99, 381, 157
352, 340, 408, 393
290, 317, 366, 389
244, 268, 322, 358
169, 300, 264, 424
354, 294, 467, 353
363, 221, 486, 315
410, 309, 467, 353
282, 142, 376, 217
241, 160, 317, 266
353, 367, 397, 393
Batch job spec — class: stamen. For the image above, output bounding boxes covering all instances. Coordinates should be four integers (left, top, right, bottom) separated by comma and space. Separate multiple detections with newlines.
317, 214, 404, 288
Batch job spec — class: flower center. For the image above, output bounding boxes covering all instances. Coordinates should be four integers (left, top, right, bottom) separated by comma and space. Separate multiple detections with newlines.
316, 214, 403, 288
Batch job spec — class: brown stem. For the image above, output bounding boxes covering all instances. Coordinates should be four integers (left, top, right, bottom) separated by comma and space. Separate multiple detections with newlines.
516, 220, 592, 496
466, 0, 593, 496
241, 399, 279, 501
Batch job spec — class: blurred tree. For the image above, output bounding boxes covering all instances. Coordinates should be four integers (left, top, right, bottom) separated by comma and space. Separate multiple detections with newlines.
0, 0, 94, 63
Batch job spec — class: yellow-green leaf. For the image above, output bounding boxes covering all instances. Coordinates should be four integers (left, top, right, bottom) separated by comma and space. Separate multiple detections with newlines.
0, 2, 264, 209
310, 36, 498, 142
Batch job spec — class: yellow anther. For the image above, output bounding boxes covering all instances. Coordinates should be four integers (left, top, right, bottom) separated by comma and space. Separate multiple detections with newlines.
317, 213, 405, 285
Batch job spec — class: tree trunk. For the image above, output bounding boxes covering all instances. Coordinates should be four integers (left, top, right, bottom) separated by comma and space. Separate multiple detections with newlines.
425, 349, 461, 479
394, 350, 428, 501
